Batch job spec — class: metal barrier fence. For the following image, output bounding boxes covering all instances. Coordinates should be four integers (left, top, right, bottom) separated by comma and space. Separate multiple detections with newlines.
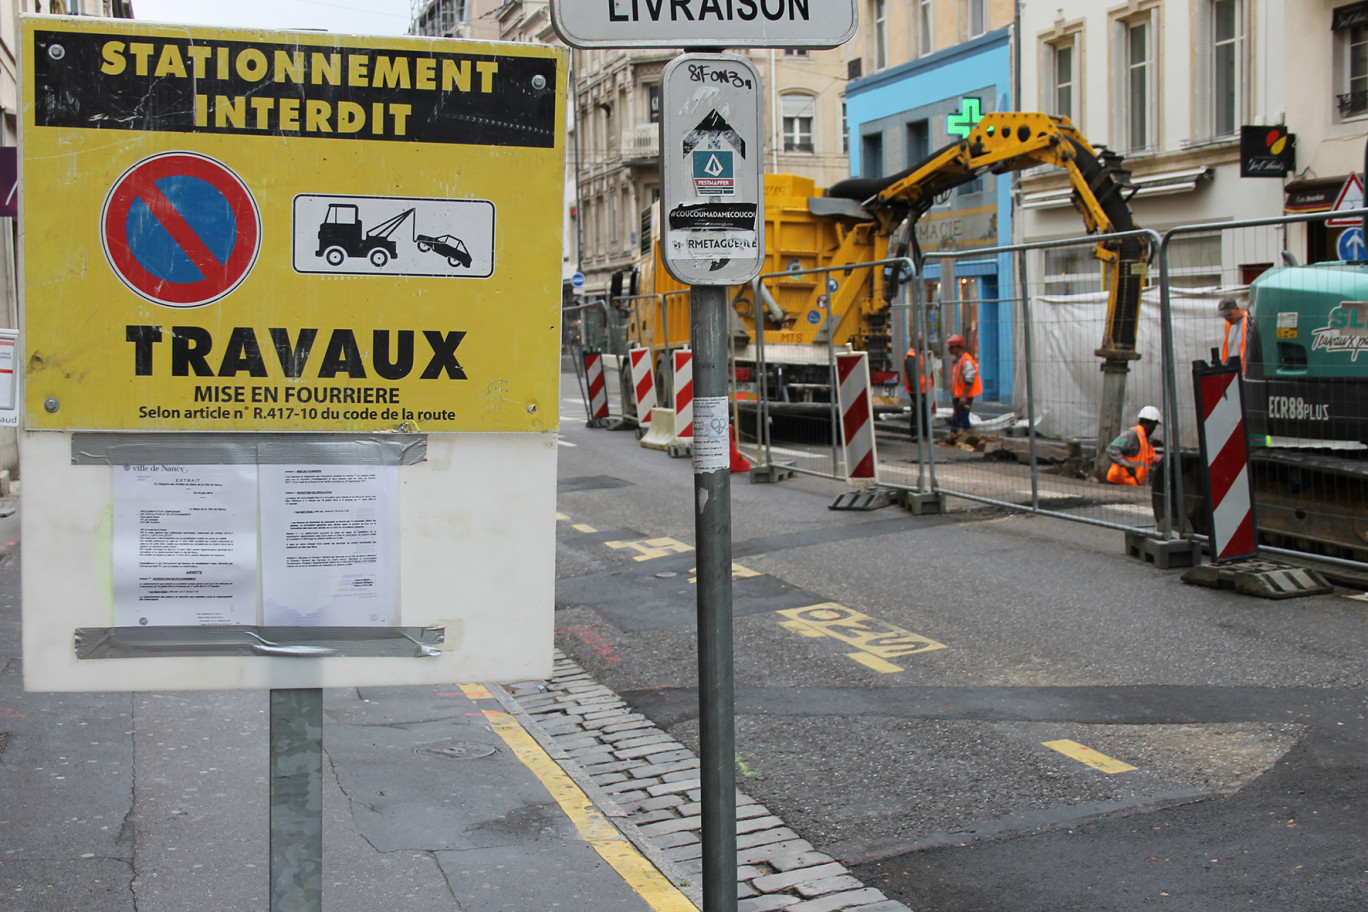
742, 232, 1175, 539
563, 298, 631, 426
570, 211, 1368, 572
910, 230, 1171, 536
1158, 209, 1368, 568
739, 257, 912, 482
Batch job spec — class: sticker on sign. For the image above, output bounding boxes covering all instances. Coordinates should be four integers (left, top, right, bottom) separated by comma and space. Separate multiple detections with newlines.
661, 53, 764, 285
551, 0, 857, 48
670, 230, 758, 259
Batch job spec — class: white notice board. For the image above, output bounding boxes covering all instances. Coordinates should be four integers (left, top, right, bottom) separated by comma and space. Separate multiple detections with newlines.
22, 432, 557, 691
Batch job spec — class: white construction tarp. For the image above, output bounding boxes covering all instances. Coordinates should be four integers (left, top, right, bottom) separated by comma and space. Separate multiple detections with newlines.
1015, 285, 1249, 449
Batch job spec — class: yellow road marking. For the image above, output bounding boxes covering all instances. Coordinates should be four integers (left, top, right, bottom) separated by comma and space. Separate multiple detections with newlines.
847, 652, 903, 673
473, 705, 698, 912
688, 562, 761, 583
556, 513, 570, 521
458, 682, 495, 700
573, 523, 598, 533
779, 619, 826, 638
458, 684, 695, 907
1043, 739, 1137, 774
604, 537, 695, 561
776, 603, 946, 670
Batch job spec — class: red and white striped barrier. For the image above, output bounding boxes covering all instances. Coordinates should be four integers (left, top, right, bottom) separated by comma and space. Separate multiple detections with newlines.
584, 351, 608, 423
673, 349, 694, 441
836, 352, 878, 483
1193, 360, 1257, 562
628, 348, 656, 428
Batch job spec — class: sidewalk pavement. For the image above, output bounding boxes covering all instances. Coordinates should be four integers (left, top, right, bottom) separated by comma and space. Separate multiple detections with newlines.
0, 495, 908, 912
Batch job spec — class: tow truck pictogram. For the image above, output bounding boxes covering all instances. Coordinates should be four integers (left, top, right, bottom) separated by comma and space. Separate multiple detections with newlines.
316, 204, 414, 268
315, 202, 473, 271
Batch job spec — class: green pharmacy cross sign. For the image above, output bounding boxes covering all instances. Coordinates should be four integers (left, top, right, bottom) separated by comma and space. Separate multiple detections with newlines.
947, 98, 983, 138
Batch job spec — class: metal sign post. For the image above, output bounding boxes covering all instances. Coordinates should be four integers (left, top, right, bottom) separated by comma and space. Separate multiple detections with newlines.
661, 52, 764, 912
270, 688, 324, 911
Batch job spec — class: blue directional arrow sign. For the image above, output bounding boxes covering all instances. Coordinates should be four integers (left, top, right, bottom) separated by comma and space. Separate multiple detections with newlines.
1338, 226, 1366, 262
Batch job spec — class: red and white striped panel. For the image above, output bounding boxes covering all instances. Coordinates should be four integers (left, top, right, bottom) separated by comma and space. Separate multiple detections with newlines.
1198, 370, 1256, 560
673, 349, 693, 439
836, 352, 877, 481
584, 352, 608, 420
628, 348, 656, 427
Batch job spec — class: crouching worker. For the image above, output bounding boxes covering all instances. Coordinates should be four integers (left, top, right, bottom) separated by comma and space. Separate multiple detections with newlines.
1106, 406, 1162, 486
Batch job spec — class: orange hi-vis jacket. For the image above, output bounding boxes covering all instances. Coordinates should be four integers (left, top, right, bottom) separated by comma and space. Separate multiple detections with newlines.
1106, 424, 1156, 486
904, 348, 933, 395
951, 352, 982, 400
1221, 311, 1248, 371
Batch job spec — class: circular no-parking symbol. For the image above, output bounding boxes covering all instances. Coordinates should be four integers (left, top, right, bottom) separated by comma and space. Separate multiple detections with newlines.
101, 152, 260, 308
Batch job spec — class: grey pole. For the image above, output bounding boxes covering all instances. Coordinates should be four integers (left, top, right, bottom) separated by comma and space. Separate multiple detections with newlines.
270, 687, 323, 912
690, 283, 737, 912
1020, 257, 1042, 512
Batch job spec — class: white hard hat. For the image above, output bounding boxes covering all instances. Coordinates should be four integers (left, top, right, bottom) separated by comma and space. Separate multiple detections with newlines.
1138, 406, 1162, 423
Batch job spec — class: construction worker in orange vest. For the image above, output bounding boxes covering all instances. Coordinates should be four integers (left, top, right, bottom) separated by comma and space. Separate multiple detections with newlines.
1105, 406, 1162, 485
904, 340, 934, 440
947, 334, 981, 432
1218, 297, 1248, 373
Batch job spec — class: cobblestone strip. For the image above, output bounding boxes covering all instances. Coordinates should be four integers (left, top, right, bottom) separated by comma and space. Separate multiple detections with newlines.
497, 651, 913, 912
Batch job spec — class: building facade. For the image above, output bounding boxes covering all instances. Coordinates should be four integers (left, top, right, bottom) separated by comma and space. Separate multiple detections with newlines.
1019, 1, 1368, 284
843, 0, 1018, 401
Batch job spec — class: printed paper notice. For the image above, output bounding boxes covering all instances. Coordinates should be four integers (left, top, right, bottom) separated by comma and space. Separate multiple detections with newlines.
112, 464, 259, 627
260, 465, 399, 626
692, 396, 730, 473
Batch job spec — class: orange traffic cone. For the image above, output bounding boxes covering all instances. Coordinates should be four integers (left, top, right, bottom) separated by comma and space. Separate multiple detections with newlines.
730, 427, 751, 473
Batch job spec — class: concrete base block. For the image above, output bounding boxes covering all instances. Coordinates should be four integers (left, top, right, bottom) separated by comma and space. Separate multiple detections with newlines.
748, 463, 796, 484
1182, 559, 1334, 599
898, 491, 946, 515
1125, 531, 1200, 569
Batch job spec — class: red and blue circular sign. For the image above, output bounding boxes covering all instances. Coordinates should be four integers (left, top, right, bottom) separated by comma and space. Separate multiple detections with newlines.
101, 152, 260, 308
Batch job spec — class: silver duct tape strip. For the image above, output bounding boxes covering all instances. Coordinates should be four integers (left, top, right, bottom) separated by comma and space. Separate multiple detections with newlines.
74, 625, 445, 659
71, 433, 428, 466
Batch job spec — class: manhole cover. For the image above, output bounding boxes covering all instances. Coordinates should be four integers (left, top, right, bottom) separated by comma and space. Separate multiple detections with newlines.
415, 740, 497, 761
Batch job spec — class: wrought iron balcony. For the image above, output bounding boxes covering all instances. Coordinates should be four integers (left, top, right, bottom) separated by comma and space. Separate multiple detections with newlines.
1338, 90, 1368, 117
621, 124, 660, 162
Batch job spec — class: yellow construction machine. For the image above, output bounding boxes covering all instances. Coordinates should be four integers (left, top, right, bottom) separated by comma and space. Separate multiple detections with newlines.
622, 112, 1149, 466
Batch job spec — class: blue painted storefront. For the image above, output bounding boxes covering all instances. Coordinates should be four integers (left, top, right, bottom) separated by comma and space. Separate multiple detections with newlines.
846, 28, 1014, 402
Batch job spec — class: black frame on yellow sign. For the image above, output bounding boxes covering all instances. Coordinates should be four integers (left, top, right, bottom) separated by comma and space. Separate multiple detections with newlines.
21, 17, 566, 433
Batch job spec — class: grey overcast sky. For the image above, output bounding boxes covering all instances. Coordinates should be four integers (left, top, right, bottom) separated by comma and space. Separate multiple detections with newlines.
132, 0, 412, 37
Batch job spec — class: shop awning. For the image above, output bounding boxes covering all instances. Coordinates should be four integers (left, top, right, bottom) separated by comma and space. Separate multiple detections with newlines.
1284, 176, 1345, 213
1021, 166, 1213, 210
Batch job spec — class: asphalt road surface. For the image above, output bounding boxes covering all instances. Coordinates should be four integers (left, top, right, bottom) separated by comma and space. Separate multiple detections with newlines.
553, 375, 1368, 912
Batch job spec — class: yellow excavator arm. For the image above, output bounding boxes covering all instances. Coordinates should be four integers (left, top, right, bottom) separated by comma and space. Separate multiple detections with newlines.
826, 112, 1149, 479
827, 112, 1148, 358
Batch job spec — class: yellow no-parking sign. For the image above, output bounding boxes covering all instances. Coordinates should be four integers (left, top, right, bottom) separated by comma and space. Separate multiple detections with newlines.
21, 17, 566, 432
